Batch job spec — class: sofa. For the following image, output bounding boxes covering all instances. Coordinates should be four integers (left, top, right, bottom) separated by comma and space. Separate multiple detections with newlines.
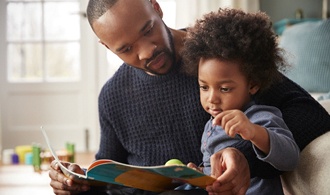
278, 19, 330, 195
281, 98, 330, 195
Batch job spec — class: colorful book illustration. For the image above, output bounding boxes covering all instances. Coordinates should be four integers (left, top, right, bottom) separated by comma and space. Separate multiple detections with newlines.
41, 127, 215, 192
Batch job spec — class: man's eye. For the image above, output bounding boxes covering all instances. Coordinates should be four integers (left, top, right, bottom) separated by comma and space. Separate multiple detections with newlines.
144, 25, 153, 36
145, 29, 151, 36
122, 46, 132, 53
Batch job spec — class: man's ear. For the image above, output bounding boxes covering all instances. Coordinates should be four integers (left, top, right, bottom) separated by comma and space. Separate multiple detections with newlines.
98, 39, 109, 50
150, 0, 163, 18
249, 82, 260, 95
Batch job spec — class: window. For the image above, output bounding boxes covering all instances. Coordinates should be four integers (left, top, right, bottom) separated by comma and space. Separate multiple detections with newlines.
6, 0, 80, 82
158, 0, 176, 28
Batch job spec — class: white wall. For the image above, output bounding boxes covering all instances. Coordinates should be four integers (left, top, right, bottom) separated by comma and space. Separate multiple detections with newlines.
0, 0, 6, 157
174, 0, 260, 29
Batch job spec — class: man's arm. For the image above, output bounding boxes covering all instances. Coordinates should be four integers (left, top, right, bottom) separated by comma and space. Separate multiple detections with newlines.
256, 75, 330, 150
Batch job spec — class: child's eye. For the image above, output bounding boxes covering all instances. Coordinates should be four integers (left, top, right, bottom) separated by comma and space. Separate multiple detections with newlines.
220, 87, 231, 92
199, 85, 208, 91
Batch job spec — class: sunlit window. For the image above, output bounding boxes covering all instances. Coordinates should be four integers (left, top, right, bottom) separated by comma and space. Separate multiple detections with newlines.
6, 0, 80, 82
159, 0, 176, 28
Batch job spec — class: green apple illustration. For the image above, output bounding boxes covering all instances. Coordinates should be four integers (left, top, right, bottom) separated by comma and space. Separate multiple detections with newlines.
165, 159, 184, 166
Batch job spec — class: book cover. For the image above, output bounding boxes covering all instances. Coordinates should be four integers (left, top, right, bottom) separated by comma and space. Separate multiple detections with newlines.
41, 127, 215, 192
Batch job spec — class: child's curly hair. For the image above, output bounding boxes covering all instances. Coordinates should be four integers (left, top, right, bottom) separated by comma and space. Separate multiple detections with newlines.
181, 8, 288, 92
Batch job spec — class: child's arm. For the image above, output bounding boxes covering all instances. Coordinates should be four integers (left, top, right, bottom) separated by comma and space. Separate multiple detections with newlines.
213, 106, 299, 171
212, 109, 270, 154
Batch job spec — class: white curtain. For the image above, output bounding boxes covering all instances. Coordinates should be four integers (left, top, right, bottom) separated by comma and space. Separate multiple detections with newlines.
174, 0, 260, 28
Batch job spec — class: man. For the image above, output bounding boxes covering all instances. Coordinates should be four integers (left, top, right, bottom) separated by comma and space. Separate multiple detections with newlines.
48, 0, 330, 194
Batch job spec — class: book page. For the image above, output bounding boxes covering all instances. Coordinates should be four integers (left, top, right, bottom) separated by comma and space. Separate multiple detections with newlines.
41, 126, 87, 180
41, 126, 215, 191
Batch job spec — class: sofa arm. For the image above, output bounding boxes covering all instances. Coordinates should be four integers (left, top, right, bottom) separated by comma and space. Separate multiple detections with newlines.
281, 131, 330, 195
319, 99, 330, 114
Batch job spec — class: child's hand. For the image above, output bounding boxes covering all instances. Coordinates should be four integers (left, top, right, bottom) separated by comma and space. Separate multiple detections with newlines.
212, 109, 256, 140
213, 109, 270, 154
187, 162, 203, 172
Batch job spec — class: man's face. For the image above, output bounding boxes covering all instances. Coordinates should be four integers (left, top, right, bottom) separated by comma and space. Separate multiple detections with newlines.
92, 0, 175, 75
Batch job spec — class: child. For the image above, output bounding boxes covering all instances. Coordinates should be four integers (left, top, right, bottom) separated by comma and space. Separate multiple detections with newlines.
181, 8, 300, 194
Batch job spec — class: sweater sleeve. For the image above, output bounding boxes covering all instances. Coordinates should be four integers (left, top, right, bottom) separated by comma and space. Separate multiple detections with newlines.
95, 81, 128, 162
231, 140, 282, 179
247, 74, 330, 178
256, 75, 330, 150
247, 105, 300, 171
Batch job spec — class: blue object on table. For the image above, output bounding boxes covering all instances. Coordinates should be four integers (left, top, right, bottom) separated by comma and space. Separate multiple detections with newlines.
25, 152, 33, 165
11, 153, 19, 164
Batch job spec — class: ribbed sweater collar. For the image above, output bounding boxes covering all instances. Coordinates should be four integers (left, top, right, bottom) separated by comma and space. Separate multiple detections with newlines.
125, 61, 183, 84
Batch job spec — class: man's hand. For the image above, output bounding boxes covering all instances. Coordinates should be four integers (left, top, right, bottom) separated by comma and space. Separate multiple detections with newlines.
206, 148, 250, 195
49, 160, 90, 195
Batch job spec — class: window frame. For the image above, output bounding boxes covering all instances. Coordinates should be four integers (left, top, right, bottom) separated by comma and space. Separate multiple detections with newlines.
6, 0, 81, 83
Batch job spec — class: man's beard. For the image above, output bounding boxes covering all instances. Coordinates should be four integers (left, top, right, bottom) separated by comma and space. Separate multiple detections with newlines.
143, 24, 176, 75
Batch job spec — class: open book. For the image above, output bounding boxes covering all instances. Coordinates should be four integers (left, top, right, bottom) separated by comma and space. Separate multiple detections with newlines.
41, 127, 215, 192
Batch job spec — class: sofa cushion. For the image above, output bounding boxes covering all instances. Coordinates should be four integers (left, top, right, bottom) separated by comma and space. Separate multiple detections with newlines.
281, 131, 330, 194
279, 20, 330, 93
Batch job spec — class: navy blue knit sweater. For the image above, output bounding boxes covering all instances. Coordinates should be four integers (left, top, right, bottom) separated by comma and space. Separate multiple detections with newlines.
96, 62, 330, 179
97, 63, 208, 167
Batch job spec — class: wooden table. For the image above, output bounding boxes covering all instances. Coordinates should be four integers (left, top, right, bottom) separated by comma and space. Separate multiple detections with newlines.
0, 152, 95, 195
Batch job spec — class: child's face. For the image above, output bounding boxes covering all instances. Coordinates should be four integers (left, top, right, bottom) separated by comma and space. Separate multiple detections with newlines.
198, 58, 259, 117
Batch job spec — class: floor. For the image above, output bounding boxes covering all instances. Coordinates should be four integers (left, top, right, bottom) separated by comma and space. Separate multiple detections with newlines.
0, 152, 95, 195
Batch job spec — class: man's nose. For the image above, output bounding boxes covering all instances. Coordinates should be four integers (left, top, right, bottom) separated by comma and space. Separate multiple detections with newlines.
138, 41, 157, 61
